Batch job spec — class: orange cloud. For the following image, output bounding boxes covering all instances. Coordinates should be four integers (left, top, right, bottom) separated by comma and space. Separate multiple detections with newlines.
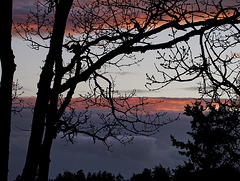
147, 98, 196, 113
13, 0, 237, 37
20, 97, 195, 113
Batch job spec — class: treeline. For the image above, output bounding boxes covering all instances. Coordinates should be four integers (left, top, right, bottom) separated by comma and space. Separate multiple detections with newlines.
53, 165, 170, 181
51, 165, 170, 181
16, 163, 239, 181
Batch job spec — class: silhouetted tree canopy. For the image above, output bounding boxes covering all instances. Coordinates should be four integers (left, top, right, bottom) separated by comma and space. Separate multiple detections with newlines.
130, 165, 171, 181
173, 164, 240, 181
49, 170, 120, 181
44, 165, 171, 181
152, 165, 171, 181
171, 101, 240, 180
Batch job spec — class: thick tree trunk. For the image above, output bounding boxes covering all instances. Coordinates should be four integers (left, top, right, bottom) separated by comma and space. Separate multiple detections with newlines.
21, 1, 73, 180
0, 1, 16, 181
37, 94, 59, 181
0, 43, 15, 181
37, 133, 54, 181
21, 87, 53, 181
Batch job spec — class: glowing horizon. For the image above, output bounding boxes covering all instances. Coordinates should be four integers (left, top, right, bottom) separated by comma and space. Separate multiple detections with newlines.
19, 97, 196, 113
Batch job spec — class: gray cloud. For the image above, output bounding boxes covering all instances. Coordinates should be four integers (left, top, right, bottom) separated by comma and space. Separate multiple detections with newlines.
13, 0, 35, 23
117, 89, 150, 95
108, 71, 136, 76
180, 86, 199, 91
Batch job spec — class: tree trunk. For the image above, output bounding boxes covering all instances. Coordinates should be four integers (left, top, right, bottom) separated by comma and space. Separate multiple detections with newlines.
0, 1, 16, 181
37, 93, 58, 181
21, 90, 53, 181
21, 1, 73, 180
37, 134, 54, 181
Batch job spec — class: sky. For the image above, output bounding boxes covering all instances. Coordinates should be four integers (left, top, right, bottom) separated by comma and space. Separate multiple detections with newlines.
5, 0, 240, 180
12, 34, 201, 98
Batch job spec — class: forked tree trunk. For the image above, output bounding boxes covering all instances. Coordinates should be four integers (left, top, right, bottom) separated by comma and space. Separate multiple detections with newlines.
37, 93, 59, 181
0, 1, 16, 181
21, 1, 73, 181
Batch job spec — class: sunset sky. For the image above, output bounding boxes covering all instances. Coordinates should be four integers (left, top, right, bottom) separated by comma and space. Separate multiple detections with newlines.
11, 0, 205, 98
10, 0, 240, 99
7, 0, 240, 180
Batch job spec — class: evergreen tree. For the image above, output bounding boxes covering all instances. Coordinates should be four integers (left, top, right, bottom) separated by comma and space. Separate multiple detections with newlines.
171, 101, 240, 179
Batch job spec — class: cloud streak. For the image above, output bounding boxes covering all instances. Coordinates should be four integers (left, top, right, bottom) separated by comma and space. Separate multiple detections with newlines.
19, 97, 195, 113
13, 0, 35, 22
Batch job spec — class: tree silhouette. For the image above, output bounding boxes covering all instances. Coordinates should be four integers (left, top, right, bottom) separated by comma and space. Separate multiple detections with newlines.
147, 1, 240, 101
152, 165, 171, 181
54, 171, 76, 181
15, 0, 240, 180
0, 0, 16, 181
115, 174, 124, 181
46, 169, 122, 181
130, 165, 171, 181
48, 166, 172, 181
171, 101, 240, 180
76, 170, 85, 181
131, 168, 152, 181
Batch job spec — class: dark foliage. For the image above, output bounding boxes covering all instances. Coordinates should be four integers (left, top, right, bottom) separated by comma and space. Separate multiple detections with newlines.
173, 165, 240, 181
131, 168, 152, 181
45, 165, 172, 181
171, 101, 240, 180
130, 165, 171, 181
49, 170, 120, 181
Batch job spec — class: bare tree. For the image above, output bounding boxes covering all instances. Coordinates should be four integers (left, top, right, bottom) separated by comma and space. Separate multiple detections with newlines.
16, 0, 240, 180
146, 1, 240, 101
0, 0, 16, 181
12, 80, 24, 115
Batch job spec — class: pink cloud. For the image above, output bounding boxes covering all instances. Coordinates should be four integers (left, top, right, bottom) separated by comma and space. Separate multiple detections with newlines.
20, 97, 195, 113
